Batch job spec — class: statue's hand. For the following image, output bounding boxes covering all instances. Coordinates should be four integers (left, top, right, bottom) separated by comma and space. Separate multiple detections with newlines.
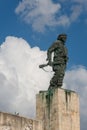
46, 58, 48, 61
48, 61, 52, 66
46, 57, 52, 66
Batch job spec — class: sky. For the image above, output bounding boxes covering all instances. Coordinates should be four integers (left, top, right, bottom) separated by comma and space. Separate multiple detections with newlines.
0, 0, 87, 130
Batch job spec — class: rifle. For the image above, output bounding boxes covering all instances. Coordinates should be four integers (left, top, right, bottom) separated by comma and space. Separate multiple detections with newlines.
39, 63, 49, 68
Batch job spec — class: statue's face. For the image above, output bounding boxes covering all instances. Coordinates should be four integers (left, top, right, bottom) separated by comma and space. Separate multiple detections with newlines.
57, 34, 67, 42
61, 36, 67, 42
58, 35, 67, 42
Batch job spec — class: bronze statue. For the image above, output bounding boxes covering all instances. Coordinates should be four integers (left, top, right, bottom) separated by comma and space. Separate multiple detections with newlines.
39, 34, 68, 89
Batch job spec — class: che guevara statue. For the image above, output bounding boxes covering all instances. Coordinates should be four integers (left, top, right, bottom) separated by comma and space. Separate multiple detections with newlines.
39, 34, 68, 90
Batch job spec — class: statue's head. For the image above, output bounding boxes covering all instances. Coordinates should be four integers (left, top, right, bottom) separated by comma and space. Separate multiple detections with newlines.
57, 34, 67, 42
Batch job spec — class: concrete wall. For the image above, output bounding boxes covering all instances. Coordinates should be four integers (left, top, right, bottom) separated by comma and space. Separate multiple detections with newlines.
0, 112, 42, 130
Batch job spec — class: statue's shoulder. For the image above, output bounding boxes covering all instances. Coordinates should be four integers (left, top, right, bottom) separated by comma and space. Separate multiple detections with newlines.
50, 40, 62, 49
54, 40, 62, 46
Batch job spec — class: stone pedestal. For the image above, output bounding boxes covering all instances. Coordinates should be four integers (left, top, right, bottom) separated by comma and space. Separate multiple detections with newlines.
36, 88, 80, 130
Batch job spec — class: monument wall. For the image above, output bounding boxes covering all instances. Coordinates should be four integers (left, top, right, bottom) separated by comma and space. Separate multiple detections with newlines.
0, 112, 42, 130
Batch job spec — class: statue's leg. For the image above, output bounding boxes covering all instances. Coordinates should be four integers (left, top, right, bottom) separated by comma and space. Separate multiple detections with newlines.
49, 64, 66, 89
49, 71, 62, 89
49, 72, 58, 88
57, 64, 66, 87
57, 71, 64, 87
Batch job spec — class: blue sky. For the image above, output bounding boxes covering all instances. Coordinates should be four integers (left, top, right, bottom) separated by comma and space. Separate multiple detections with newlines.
0, 0, 87, 130
0, 0, 87, 68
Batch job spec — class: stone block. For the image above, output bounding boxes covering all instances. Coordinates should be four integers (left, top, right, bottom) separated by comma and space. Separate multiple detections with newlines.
36, 88, 80, 130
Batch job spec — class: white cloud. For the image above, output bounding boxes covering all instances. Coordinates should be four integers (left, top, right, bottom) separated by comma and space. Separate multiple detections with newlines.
15, 0, 62, 32
0, 36, 87, 129
70, 5, 83, 22
0, 36, 52, 117
15, 0, 87, 32
64, 66, 87, 130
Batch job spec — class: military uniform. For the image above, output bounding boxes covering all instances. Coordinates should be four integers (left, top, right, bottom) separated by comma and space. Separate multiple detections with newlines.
47, 38, 68, 89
